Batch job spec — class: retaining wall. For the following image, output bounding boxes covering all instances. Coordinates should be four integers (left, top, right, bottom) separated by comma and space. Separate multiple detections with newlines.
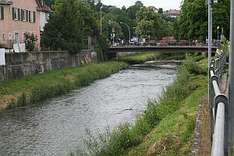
0, 50, 97, 81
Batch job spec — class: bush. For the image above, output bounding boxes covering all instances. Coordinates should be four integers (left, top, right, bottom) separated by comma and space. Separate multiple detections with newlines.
24, 33, 38, 51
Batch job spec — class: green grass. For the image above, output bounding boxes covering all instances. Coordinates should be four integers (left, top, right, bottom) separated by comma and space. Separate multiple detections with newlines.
83, 55, 207, 156
118, 52, 187, 64
0, 61, 128, 110
118, 52, 160, 64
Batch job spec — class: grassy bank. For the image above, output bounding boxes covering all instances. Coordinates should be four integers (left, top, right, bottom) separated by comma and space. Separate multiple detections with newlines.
118, 52, 186, 64
84, 55, 207, 156
0, 62, 128, 111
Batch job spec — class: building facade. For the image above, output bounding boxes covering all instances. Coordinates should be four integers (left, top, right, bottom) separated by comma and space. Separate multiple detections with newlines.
0, 0, 50, 51
37, 0, 50, 32
164, 9, 181, 18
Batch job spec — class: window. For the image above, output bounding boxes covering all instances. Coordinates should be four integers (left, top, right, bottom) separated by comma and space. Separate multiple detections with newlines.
33, 11, 36, 23
26, 10, 29, 22
21, 9, 26, 21
2, 33, 5, 41
12, 7, 36, 23
14, 32, 19, 43
17, 8, 20, 20
29, 11, 31, 22
12, 7, 17, 20
0, 6, 4, 20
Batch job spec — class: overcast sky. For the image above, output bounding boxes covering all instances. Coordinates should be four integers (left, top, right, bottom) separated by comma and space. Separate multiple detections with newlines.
101, 0, 183, 10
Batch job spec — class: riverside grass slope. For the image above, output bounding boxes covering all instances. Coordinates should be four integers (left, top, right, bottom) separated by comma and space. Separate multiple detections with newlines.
117, 52, 187, 64
84, 55, 208, 156
0, 62, 128, 111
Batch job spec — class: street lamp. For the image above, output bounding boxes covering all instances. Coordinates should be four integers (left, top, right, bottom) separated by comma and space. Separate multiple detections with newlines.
94, 0, 103, 35
120, 22, 131, 44
208, 0, 213, 67
228, 0, 234, 154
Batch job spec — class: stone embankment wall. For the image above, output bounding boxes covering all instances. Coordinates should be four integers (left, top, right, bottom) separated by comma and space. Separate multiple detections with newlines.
0, 50, 96, 81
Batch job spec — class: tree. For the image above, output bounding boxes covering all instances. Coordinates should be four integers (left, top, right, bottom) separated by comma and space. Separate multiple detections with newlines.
158, 8, 163, 14
175, 0, 230, 41
213, 0, 230, 39
43, 0, 55, 6
135, 6, 171, 39
41, 0, 97, 53
127, 1, 143, 20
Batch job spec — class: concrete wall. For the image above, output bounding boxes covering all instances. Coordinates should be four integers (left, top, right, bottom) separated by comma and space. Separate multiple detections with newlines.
0, 51, 97, 81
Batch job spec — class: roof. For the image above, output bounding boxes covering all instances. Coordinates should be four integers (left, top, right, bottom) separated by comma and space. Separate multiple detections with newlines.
0, 0, 51, 12
35, 0, 51, 13
0, 0, 13, 5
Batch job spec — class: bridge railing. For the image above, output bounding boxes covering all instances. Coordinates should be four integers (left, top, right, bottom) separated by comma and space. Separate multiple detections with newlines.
109, 43, 219, 48
209, 52, 228, 156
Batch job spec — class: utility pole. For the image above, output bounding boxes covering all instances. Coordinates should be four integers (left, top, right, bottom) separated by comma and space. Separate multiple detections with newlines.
228, 0, 234, 154
208, 0, 213, 138
208, 0, 212, 67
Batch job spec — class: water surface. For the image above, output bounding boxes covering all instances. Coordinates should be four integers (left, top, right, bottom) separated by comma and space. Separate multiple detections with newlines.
0, 68, 176, 156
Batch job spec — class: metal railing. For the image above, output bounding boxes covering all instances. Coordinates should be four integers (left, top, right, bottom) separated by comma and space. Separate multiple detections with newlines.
209, 52, 228, 156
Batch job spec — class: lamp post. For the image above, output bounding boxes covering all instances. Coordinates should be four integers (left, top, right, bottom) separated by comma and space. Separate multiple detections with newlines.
95, 0, 103, 35
208, 0, 212, 67
228, 0, 234, 154
120, 22, 131, 44
207, 0, 213, 135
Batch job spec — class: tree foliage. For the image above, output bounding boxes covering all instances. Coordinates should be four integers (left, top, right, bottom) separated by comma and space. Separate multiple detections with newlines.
136, 7, 172, 39
24, 33, 38, 51
41, 0, 97, 53
175, 0, 230, 41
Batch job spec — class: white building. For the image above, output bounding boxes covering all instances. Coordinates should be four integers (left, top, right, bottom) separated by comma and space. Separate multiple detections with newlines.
37, 0, 51, 32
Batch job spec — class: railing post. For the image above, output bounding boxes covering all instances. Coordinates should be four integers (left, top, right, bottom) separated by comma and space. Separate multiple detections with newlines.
209, 65, 215, 138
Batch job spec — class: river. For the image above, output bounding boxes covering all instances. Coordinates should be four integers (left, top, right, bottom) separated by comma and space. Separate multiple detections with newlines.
0, 68, 176, 156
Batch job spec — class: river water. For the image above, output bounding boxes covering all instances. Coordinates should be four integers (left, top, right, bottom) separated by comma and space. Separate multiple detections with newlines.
0, 68, 176, 156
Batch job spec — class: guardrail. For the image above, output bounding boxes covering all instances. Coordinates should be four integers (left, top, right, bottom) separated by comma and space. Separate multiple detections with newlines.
209, 52, 228, 156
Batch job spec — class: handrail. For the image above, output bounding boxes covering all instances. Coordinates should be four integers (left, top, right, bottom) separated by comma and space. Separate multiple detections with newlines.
209, 52, 228, 156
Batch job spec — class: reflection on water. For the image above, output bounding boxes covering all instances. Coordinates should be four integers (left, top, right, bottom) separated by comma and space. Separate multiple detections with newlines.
0, 68, 176, 156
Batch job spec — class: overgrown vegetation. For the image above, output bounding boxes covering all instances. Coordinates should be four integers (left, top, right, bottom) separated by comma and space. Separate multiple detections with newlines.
80, 55, 207, 156
0, 62, 128, 111
24, 33, 38, 51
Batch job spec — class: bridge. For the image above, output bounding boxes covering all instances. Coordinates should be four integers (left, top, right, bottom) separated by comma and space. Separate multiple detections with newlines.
108, 45, 217, 57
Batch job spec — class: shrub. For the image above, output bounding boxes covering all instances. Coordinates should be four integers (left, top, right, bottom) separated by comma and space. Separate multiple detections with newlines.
24, 33, 38, 51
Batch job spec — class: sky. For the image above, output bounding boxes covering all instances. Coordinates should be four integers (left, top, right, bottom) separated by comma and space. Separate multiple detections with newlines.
101, 0, 182, 10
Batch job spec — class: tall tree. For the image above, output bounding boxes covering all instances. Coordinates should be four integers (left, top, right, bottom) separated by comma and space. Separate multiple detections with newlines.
136, 7, 172, 39
175, 0, 230, 41
41, 0, 97, 53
